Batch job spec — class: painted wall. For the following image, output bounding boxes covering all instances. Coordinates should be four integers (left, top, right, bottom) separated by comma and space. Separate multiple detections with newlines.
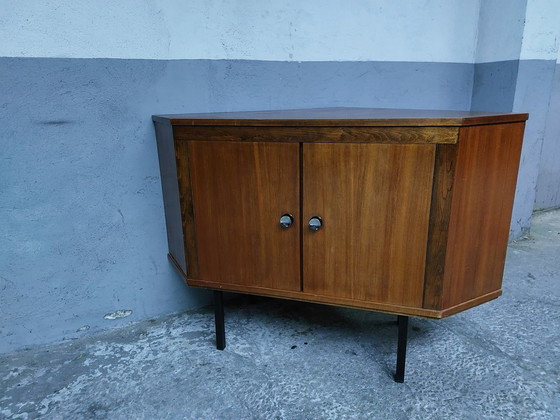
471, 0, 560, 237
535, 49, 560, 209
470, 0, 526, 112
474, 0, 526, 64
0, 0, 481, 62
510, 0, 560, 232
0, 1, 481, 354
2, 0, 559, 354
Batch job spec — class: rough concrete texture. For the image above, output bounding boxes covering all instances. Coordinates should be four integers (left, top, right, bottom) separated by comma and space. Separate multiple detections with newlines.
1, 210, 559, 420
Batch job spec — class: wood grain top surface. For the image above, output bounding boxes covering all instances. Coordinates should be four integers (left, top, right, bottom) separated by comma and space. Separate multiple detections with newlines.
153, 107, 528, 127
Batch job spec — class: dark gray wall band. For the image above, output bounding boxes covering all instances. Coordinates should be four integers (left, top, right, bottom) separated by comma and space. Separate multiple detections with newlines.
510, 60, 559, 235
0, 57, 474, 354
3, 57, 558, 354
535, 63, 560, 210
471, 60, 519, 112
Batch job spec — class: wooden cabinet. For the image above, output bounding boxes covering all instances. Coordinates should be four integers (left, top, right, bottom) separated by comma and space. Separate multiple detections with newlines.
153, 108, 527, 319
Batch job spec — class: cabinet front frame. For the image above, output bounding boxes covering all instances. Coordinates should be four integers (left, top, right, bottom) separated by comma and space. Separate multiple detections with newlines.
176, 125, 452, 318
161, 121, 524, 319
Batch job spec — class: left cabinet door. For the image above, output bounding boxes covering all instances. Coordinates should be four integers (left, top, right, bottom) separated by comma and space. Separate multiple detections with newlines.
187, 141, 301, 291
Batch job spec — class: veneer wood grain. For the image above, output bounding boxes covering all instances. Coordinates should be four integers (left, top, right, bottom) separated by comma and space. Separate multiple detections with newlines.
154, 108, 527, 319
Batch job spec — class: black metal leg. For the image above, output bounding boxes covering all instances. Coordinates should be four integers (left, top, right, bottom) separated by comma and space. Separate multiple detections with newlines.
214, 291, 226, 350
394, 315, 409, 383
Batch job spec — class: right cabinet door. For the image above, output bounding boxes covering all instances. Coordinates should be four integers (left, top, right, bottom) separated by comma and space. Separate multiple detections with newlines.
302, 143, 436, 307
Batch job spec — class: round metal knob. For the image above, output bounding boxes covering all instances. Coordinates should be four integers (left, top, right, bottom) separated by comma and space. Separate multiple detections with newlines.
279, 214, 294, 229
308, 216, 323, 231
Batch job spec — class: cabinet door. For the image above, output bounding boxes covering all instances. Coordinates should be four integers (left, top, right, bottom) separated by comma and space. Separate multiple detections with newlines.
188, 141, 300, 291
303, 143, 435, 307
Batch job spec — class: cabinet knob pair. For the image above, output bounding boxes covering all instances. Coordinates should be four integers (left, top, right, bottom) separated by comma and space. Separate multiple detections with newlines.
279, 214, 322, 231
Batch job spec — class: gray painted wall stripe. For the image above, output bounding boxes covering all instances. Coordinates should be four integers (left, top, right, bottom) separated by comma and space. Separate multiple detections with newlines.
1, 57, 558, 354
471, 60, 519, 112
535, 63, 560, 210
510, 60, 559, 235
0, 57, 473, 354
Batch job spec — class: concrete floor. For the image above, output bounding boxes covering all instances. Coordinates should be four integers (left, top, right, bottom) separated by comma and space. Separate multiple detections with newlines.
1, 210, 559, 420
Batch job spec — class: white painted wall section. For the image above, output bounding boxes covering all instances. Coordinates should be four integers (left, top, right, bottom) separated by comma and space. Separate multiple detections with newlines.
519, 0, 560, 60
0, 0, 480, 63
474, 0, 526, 63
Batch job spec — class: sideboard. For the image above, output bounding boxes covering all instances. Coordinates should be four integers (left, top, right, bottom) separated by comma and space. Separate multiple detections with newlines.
153, 108, 527, 382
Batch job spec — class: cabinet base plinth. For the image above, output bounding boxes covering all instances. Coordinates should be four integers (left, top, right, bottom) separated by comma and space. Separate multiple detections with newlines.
186, 277, 502, 319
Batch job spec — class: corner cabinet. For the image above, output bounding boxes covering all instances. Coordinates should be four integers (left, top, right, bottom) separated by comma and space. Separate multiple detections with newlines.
153, 108, 527, 382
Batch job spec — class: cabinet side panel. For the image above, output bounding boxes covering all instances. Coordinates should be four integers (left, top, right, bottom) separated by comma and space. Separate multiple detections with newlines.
423, 144, 458, 310
188, 141, 300, 291
154, 122, 187, 274
442, 123, 525, 309
303, 143, 435, 308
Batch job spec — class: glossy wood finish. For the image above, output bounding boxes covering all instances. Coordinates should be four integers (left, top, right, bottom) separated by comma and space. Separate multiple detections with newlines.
440, 290, 502, 318
188, 141, 300, 291
302, 143, 435, 307
422, 144, 458, 310
153, 107, 528, 127
153, 108, 528, 319
442, 122, 525, 308
174, 139, 199, 279
186, 278, 443, 318
173, 126, 459, 144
